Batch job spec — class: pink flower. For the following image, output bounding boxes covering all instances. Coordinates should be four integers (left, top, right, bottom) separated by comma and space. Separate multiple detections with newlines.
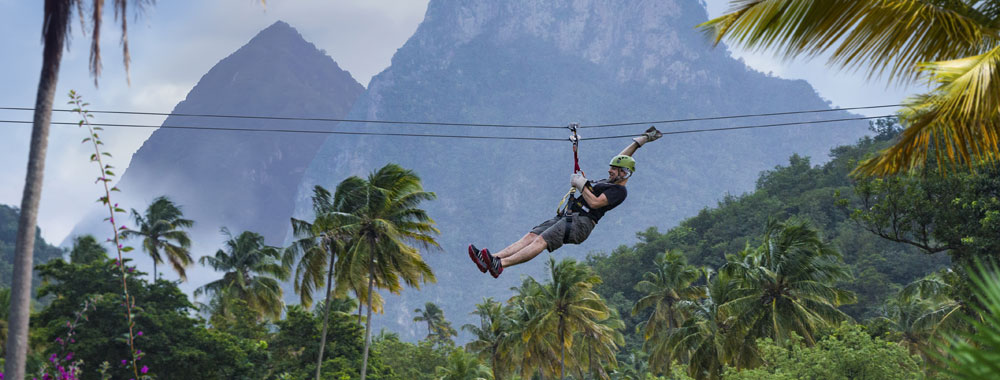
137, 331, 143, 336
141, 366, 148, 374
121, 359, 127, 365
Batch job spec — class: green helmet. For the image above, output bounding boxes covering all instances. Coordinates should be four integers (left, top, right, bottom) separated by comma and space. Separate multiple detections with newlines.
609, 155, 636, 173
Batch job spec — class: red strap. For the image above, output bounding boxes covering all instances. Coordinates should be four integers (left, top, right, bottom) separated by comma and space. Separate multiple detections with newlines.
573, 144, 580, 174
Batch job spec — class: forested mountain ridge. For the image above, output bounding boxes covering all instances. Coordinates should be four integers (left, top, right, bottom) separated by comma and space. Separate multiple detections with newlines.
296, 0, 871, 340
587, 124, 951, 354
0, 204, 64, 292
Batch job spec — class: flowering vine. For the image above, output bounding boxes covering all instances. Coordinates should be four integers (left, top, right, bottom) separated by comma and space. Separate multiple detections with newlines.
68, 91, 148, 379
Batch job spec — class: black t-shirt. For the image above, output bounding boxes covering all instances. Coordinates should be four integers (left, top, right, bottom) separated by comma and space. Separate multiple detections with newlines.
580, 179, 627, 222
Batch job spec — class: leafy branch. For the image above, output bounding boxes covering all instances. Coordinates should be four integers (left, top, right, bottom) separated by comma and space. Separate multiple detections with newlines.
68, 90, 148, 380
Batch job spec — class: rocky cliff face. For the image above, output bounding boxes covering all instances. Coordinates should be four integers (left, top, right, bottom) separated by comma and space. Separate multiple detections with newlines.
297, 0, 869, 341
64, 21, 364, 288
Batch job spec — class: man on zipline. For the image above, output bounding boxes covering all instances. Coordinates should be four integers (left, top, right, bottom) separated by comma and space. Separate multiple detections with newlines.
469, 127, 662, 278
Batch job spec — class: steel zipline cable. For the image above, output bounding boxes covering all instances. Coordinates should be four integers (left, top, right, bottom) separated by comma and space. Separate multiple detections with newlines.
0, 104, 902, 130
580, 104, 902, 128
0, 120, 568, 141
582, 115, 897, 140
0, 114, 898, 141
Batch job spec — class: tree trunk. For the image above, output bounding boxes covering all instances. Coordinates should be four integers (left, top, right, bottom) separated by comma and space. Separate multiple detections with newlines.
153, 259, 158, 281
360, 254, 376, 380
491, 350, 500, 380
6, 2, 68, 377
559, 316, 565, 380
315, 248, 336, 380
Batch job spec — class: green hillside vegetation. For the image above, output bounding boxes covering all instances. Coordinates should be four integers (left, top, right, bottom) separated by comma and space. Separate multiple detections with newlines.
4, 120, 1000, 379
0, 205, 65, 291
588, 120, 949, 349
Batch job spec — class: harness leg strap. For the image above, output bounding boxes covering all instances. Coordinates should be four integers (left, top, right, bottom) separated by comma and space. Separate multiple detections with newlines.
562, 215, 573, 244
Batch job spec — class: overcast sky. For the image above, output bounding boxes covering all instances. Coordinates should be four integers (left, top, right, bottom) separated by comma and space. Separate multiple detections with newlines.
0, 0, 924, 245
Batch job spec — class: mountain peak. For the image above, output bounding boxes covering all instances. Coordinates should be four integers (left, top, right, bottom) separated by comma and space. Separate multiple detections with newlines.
242, 20, 318, 55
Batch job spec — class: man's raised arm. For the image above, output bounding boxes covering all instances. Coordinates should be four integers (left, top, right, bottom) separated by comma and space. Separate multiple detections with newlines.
619, 126, 662, 156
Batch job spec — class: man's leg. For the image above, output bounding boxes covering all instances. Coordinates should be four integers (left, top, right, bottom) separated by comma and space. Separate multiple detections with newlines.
492, 233, 538, 259
500, 235, 548, 268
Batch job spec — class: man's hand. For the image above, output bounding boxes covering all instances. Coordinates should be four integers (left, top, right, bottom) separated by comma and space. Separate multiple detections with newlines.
633, 126, 663, 146
570, 173, 587, 192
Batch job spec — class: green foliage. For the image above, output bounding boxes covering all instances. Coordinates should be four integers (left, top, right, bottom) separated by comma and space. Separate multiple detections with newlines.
435, 349, 492, 380
851, 163, 1000, 267
0, 204, 66, 293
196, 228, 289, 321
414, 302, 457, 346
589, 126, 949, 338
462, 298, 505, 380
721, 220, 856, 345
499, 257, 623, 379
121, 195, 194, 280
632, 251, 704, 374
937, 262, 1000, 380
722, 323, 923, 380
329, 163, 440, 380
70, 235, 108, 265
373, 332, 452, 380
32, 258, 267, 379
269, 305, 388, 379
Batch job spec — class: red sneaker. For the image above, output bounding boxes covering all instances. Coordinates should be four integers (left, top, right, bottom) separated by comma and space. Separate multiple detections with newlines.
485, 248, 503, 278
468, 244, 488, 273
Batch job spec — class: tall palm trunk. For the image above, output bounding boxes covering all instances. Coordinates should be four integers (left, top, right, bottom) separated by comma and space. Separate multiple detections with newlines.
6, 1, 69, 377
360, 245, 376, 380
559, 316, 566, 380
491, 349, 500, 380
153, 259, 158, 281
315, 243, 336, 380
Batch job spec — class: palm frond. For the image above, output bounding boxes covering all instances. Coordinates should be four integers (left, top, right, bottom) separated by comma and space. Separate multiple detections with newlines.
857, 45, 1000, 175
701, 0, 999, 84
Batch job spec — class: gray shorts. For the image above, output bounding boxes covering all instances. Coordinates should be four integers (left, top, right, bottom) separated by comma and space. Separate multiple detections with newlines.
530, 214, 596, 252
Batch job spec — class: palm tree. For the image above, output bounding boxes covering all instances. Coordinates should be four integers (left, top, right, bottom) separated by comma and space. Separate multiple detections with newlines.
571, 308, 625, 380
415, 302, 457, 345
122, 196, 194, 280
505, 278, 561, 379
938, 261, 1000, 379
463, 298, 507, 380
874, 295, 940, 364
632, 251, 704, 347
526, 257, 618, 380
195, 228, 289, 321
719, 220, 856, 346
898, 269, 968, 335
287, 184, 378, 380
657, 268, 748, 380
701, 1, 1000, 176
435, 349, 494, 380
332, 164, 440, 380
611, 351, 650, 380
7, 1, 154, 376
